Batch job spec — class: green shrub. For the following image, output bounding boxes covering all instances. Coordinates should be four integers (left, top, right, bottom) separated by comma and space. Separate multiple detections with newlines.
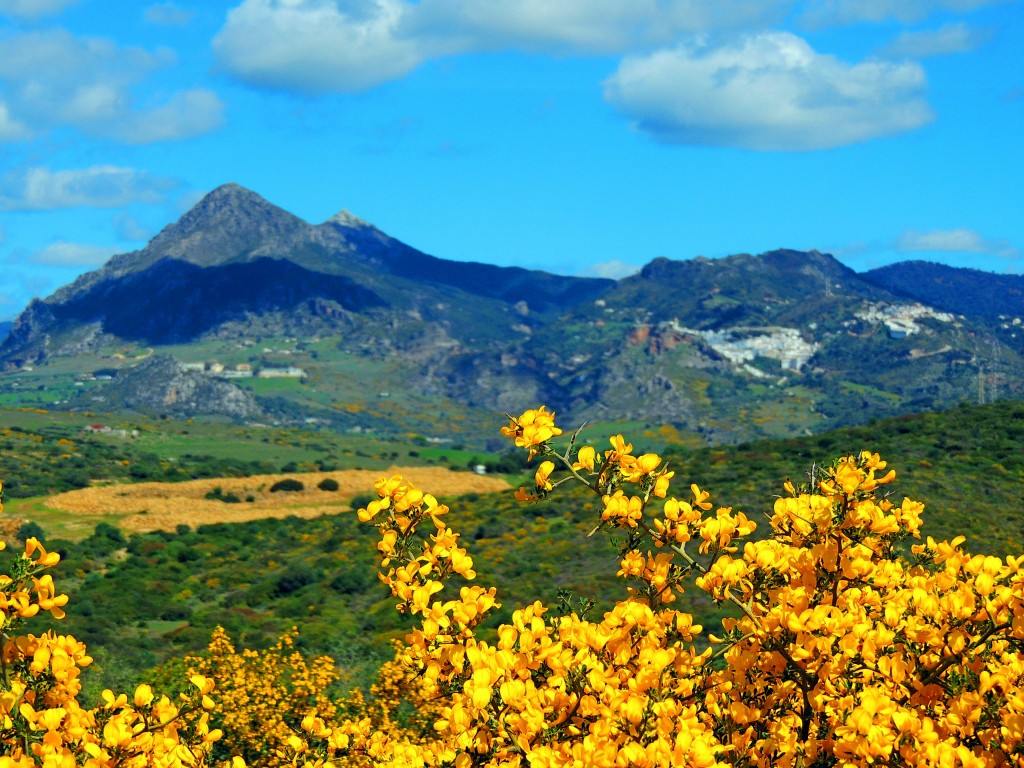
274, 565, 320, 596
204, 487, 242, 503
16, 521, 46, 542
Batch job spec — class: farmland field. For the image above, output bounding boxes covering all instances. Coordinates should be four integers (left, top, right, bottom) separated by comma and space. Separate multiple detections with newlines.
37, 467, 510, 533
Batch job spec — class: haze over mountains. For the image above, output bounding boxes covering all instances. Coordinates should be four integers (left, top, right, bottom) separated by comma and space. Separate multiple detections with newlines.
2, 184, 1021, 444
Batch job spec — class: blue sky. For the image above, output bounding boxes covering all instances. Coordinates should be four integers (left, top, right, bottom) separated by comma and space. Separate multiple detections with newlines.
1, 0, 1022, 320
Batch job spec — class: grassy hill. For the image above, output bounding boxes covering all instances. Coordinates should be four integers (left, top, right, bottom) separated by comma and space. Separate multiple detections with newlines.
4, 399, 1021, 700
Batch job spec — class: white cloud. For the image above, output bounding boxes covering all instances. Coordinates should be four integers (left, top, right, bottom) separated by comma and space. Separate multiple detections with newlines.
0, 29, 224, 143
0, 166, 179, 211
603, 32, 933, 151
144, 2, 196, 25
0, 102, 31, 141
404, 0, 790, 54
213, 0, 427, 93
583, 259, 641, 279
213, 0, 792, 93
880, 22, 991, 57
0, 0, 78, 20
110, 89, 225, 144
31, 241, 118, 267
799, 0, 1015, 26
897, 228, 1022, 258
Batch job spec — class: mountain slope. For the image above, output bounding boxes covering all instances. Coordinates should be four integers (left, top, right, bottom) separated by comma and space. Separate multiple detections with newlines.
863, 260, 1024, 355
864, 260, 1024, 322
1, 185, 1020, 442
456, 248, 1020, 439
42, 258, 383, 345
317, 213, 611, 312
602, 250, 888, 327
0, 184, 612, 365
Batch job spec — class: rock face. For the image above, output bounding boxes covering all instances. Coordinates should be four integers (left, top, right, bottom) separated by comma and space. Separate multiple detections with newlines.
107, 355, 261, 420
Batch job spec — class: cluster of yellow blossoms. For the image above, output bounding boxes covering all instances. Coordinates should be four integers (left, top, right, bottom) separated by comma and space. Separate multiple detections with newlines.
499, 407, 562, 460
184, 627, 343, 765
277, 407, 1023, 768
0, 482, 223, 768
4, 405, 1024, 767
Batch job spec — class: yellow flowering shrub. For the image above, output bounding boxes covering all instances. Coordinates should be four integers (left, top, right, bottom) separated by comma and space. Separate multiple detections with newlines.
369, 642, 448, 743
275, 408, 1024, 768
184, 626, 401, 766
184, 627, 338, 764
0, 481, 224, 768
5, 403, 1024, 767
183, 628, 448, 767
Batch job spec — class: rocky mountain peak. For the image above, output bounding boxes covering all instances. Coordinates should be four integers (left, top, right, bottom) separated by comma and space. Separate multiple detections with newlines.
324, 209, 373, 229
159, 184, 291, 238
314, 207, 396, 258
141, 183, 310, 264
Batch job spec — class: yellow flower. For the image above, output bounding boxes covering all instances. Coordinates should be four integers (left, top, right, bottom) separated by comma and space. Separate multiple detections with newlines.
606, 434, 633, 460
501, 406, 562, 459
514, 487, 538, 502
652, 469, 675, 498
601, 490, 644, 528
133, 684, 154, 708
618, 550, 646, 578
534, 461, 555, 491
690, 484, 712, 510
572, 445, 596, 472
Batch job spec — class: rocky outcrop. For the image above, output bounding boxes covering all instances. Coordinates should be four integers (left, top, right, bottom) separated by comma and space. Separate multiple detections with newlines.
104, 355, 261, 420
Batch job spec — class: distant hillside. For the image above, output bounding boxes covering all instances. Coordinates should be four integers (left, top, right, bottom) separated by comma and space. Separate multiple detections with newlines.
1, 184, 1021, 443
507, 249, 1022, 436
864, 260, 1024, 322
864, 261, 1024, 356
0, 321, 10, 344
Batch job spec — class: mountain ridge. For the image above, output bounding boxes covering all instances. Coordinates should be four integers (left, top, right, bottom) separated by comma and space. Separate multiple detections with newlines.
1, 184, 1020, 444
1, 184, 613, 365
864, 260, 1024, 320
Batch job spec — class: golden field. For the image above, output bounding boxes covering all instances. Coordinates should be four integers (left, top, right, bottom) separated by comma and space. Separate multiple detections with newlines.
43, 468, 510, 533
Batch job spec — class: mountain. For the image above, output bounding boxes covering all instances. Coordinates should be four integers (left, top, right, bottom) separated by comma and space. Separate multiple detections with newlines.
1, 184, 611, 363
0, 321, 11, 345
863, 260, 1024, 354
472, 249, 1023, 438
1, 184, 1021, 442
864, 260, 1024, 322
